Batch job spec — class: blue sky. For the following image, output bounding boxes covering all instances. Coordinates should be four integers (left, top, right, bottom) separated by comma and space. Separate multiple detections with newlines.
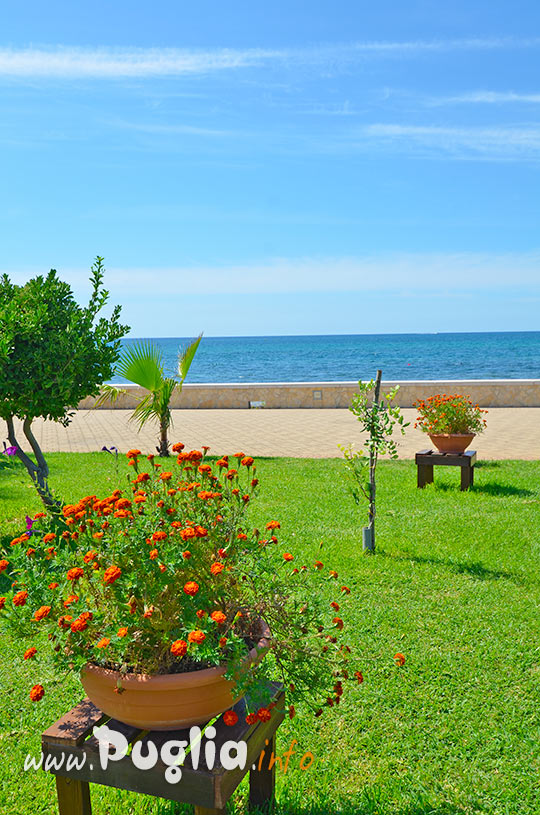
1, 1, 540, 336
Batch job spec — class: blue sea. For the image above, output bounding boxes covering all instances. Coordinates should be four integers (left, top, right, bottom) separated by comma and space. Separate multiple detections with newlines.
112, 332, 540, 384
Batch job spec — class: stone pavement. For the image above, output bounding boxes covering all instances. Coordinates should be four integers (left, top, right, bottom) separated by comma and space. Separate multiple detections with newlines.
5, 408, 540, 459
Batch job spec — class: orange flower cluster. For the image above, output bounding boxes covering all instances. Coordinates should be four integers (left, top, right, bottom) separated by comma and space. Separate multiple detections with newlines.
414, 394, 488, 435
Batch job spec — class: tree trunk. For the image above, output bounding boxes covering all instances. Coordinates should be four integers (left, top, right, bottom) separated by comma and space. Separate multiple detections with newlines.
157, 416, 170, 457
365, 369, 382, 552
6, 416, 60, 509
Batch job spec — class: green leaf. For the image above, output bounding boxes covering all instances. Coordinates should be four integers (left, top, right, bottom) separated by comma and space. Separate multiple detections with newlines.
178, 333, 203, 382
115, 341, 164, 391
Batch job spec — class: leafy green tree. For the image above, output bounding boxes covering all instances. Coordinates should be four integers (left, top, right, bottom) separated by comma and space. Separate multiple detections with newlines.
340, 370, 409, 552
99, 335, 202, 457
0, 257, 129, 506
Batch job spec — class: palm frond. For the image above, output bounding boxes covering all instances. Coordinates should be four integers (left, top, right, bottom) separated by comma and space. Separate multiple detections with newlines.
178, 333, 203, 382
130, 394, 160, 430
93, 384, 127, 408
115, 341, 164, 391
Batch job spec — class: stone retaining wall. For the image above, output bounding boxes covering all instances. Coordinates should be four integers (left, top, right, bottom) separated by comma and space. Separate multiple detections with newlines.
78, 380, 540, 410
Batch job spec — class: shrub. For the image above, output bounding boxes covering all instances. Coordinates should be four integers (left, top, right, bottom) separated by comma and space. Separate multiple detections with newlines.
414, 394, 488, 435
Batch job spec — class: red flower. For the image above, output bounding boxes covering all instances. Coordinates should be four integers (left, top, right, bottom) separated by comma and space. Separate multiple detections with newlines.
219, 636, 228, 647
331, 602, 340, 611
43, 533, 56, 543
0, 598, 6, 611
117, 627, 128, 638
103, 566, 122, 585
67, 567, 84, 581
283, 552, 294, 562
241, 457, 254, 467
210, 610, 227, 624
188, 630, 206, 644
210, 562, 225, 576
184, 581, 199, 596
0, 559, 8, 573
96, 638, 110, 649
245, 713, 258, 725
48, 582, 59, 590
266, 521, 280, 531
152, 530, 168, 542
333, 617, 344, 630
171, 639, 188, 657
13, 590, 28, 607
63, 594, 79, 608
223, 710, 238, 726
149, 549, 159, 560
354, 671, 364, 684
24, 647, 37, 660
314, 561, 323, 570
34, 605, 52, 622
341, 586, 351, 594
394, 653, 406, 667
29, 684, 45, 702
172, 442, 185, 453
70, 616, 89, 633
257, 708, 271, 722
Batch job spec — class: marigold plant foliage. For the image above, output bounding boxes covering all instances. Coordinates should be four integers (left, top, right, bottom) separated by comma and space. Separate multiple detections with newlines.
0, 446, 357, 720
414, 394, 488, 435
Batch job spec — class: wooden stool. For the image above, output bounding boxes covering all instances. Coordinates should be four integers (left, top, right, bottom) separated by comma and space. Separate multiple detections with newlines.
42, 683, 285, 814
415, 449, 477, 491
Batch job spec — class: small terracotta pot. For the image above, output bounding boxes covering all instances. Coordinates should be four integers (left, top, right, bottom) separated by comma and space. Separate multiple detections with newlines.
81, 621, 270, 730
428, 433, 475, 454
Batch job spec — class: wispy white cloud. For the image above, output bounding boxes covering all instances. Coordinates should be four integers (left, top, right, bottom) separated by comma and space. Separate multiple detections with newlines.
16, 251, 535, 297
429, 91, 540, 105
352, 124, 540, 160
112, 120, 234, 138
0, 37, 538, 79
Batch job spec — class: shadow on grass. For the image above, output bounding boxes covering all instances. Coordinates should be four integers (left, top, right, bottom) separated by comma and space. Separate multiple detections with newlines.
386, 550, 520, 584
434, 481, 535, 498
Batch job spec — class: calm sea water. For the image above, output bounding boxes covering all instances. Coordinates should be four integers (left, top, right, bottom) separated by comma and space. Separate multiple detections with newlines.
112, 332, 540, 384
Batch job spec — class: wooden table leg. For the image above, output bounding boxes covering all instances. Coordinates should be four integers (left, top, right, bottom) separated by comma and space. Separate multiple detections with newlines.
55, 775, 91, 815
461, 465, 473, 491
249, 733, 276, 812
417, 463, 434, 488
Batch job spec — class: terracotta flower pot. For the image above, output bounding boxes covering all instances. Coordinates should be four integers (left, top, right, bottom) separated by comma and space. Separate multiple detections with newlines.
81, 622, 270, 730
428, 433, 475, 454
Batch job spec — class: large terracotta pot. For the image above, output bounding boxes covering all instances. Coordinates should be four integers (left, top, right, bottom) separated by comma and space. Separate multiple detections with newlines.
81, 623, 270, 730
428, 433, 475, 454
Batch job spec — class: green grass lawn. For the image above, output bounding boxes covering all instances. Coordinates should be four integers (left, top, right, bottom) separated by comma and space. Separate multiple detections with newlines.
1, 453, 540, 814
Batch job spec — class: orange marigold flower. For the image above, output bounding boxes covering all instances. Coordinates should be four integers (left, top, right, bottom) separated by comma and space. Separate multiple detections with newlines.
152, 530, 168, 542
84, 551, 98, 563
329, 570, 338, 579
333, 617, 344, 630
184, 581, 199, 596
219, 636, 228, 647
13, 590, 28, 607
114, 509, 130, 518
71, 616, 89, 632
226, 469, 238, 480
103, 566, 122, 585
241, 456, 254, 467
245, 712, 258, 725
331, 601, 340, 611
134, 495, 146, 504
266, 521, 280, 530
29, 684, 45, 702
188, 630, 206, 644
223, 710, 238, 726
354, 670, 364, 684
0, 597, 6, 611
171, 639, 188, 657
117, 627, 128, 637
96, 638, 110, 649
58, 615, 72, 628
198, 464, 212, 474
314, 561, 323, 570
63, 594, 79, 607
341, 586, 351, 594
394, 653, 406, 667
0, 559, 8, 573
149, 549, 159, 560
160, 472, 173, 481
237, 532, 248, 541
183, 550, 192, 559
159, 564, 167, 573
195, 525, 208, 538
48, 582, 59, 590
283, 552, 294, 562
67, 567, 84, 581
134, 473, 150, 483
34, 512, 46, 519
257, 707, 271, 722
216, 457, 228, 468
210, 610, 227, 624
180, 527, 196, 541
24, 646, 37, 660
34, 605, 52, 622
26, 547, 36, 557
115, 498, 132, 510
233, 452, 245, 458
43, 532, 56, 543
171, 442, 185, 453
127, 449, 141, 458
92, 531, 104, 540
210, 562, 225, 576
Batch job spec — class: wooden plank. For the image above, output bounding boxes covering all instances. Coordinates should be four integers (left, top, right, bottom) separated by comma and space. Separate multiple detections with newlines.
42, 699, 107, 747
249, 732, 276, 813
55, 775, 92, 815
215, 704, 285, 808
42, 741, 217, 808
415, 449, 433, 459
84, 718, 143, 752
417, 463, 433, 488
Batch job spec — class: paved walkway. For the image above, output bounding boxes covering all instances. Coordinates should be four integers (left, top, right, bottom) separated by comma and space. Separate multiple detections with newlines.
5, 408, 539, 459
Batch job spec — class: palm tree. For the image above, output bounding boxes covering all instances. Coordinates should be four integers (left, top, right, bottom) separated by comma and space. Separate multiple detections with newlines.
99, 335, 202, 456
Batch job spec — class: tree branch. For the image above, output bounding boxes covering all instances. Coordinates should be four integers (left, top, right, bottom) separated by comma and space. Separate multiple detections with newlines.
5, 416, 38, 474
22, 417, 49, 478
